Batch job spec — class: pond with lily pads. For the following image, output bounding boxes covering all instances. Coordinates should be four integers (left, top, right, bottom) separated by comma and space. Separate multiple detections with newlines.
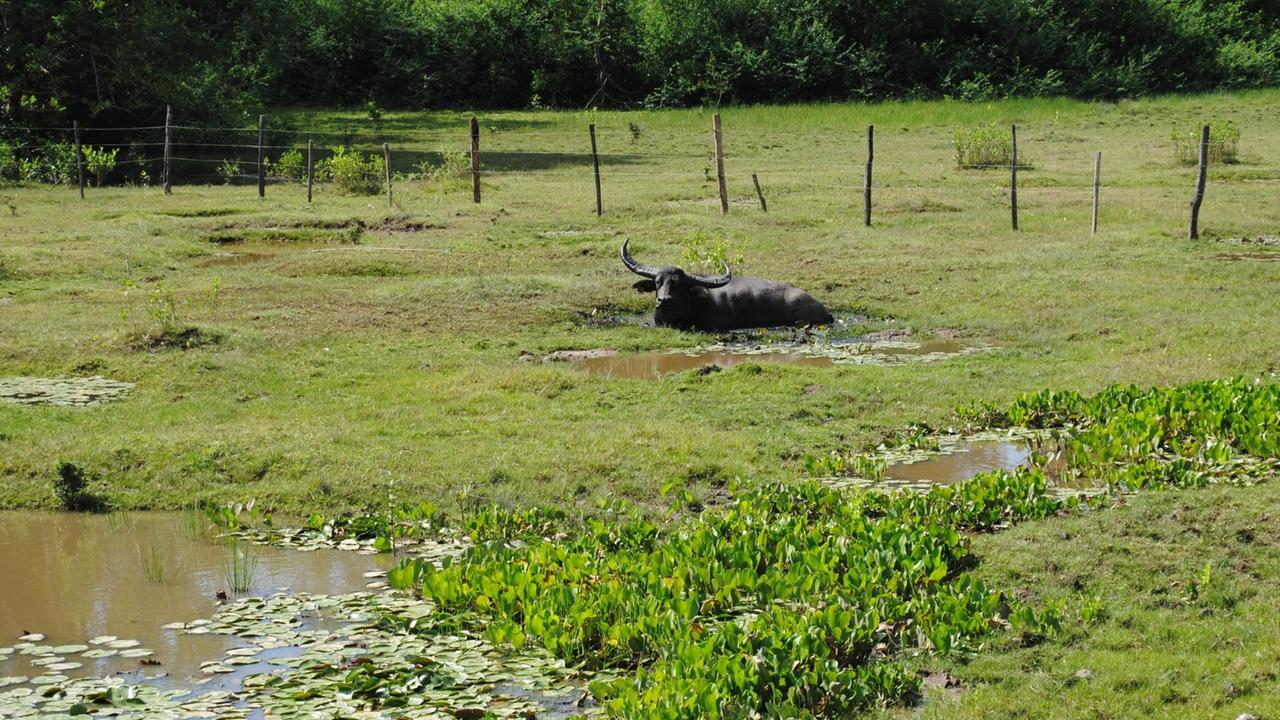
0, 512, 597, 718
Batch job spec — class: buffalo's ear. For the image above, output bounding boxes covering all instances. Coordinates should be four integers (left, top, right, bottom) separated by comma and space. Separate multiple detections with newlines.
632, 279, 656, 293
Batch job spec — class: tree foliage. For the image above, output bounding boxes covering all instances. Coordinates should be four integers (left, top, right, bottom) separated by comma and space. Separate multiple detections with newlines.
2, 0, 1278, 127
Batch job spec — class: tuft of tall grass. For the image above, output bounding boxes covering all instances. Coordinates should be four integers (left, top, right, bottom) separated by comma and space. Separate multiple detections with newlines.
222, 539, 262, 594
954, 124, 1013, 168
137, 534, 178, 583
1171, 119, 1240, 164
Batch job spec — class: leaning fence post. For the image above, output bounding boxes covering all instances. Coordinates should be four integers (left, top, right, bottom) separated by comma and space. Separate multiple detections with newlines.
306, 139, 314, 203
752, 173, 767, 212
589, 123, 602, 216
163, 105, 173, 195
383, 143, 393, 207
257, 114, 266, 199
1091, 151, 1101, 236
864, 124, 874, 226
713, 112, 728, 214
1189, 124, 1210, 240
1010, 124, 1019, 231
73, 121, 85, 199
470, 116, 481, 204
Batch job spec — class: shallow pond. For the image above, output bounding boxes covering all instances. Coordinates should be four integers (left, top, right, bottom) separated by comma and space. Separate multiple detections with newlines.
0, 512, 392, 690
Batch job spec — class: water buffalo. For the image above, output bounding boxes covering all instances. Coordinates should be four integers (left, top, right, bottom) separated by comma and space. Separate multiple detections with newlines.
621, 240, 833, 331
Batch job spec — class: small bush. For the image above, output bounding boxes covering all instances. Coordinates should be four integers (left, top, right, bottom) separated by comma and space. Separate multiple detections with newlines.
0, 143, 16, 180
270, 148, 306, 182
317, 146, 384, 195
217, 159, 240, 185
1171, 119, 1240, 165
37, 142, 77, 184
415, 150, 469, 182
55, 461, 90, 510
954, 125, 1013, 168
83, 145, 119, 186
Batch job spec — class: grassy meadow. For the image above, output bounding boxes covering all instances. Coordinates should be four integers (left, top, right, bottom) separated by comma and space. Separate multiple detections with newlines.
2, 91, 1279, 513
3, 90, 1280, 718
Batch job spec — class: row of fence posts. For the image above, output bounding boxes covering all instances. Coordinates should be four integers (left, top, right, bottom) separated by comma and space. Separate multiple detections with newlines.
65, 110, 1215, 241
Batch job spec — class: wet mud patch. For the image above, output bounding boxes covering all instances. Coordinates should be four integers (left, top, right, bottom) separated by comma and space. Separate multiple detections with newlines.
128, 325, 223, 351
0, 376, 133, 407
567, 334, 997, 378
368, 214, 444, 233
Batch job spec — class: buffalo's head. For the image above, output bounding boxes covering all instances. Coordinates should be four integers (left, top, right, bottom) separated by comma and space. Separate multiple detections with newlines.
621, 239, 731, 328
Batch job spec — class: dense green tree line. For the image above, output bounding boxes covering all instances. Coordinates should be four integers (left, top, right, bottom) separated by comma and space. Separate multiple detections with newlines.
2, 0, 1278, 127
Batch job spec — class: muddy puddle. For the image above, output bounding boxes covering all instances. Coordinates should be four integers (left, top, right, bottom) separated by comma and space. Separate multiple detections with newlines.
568, 336, 995, 378
0, 512, 392, 691
823, 432, 1102, 497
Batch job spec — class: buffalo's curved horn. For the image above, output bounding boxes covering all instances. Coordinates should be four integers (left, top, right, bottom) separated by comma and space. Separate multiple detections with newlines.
620, 239, 660, 279
689, 262, 732, 288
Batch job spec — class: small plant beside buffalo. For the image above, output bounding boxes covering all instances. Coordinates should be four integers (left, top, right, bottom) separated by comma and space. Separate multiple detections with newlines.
679, 231, 742, 273
1171, 119, 1240, 164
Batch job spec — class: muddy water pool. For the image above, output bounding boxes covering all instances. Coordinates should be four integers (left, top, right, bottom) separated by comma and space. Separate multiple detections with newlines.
572, 336, 996, 378
0, 512, 392, 689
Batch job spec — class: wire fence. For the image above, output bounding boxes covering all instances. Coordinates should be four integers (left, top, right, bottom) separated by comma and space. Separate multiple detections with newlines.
0, 112, 1263, 239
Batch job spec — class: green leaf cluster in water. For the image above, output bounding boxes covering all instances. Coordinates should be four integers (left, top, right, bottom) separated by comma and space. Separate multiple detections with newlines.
406, 472, 1068, 718
1003, 378, 1280, 489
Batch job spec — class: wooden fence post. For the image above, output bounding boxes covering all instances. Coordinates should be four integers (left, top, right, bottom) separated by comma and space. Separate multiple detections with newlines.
752, 173, 767, 212
713, 112, 728, 214
306, 139, 314, 203
1091, 151, 1101, 236
864, 124, 874, 226
1010, 124, 1018, 231
589, 123, 602, 216
470, 116, 481, 204
1189, 124, 1210, 240
73, 121, 84, 199
163, 105, 172, 195
257, 114, 266, 199
383, 143, 393, 207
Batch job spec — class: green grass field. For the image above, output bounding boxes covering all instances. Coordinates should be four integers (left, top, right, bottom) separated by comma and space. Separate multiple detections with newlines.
4, 90, 1280, 718
4, 90, 1278, 513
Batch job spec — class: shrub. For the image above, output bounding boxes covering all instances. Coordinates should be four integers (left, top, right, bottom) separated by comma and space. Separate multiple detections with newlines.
82, 145, 119, 186
217, 159, 240, 185
0, 143, 16, 180
317, 146, 384, 195
54, 461, 89, 510
954, 125, 1012, 168
270, 148, 306, 182
1171, 119, 1240, 165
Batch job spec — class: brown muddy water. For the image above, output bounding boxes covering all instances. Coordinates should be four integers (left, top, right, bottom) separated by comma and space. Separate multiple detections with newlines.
883, 439, 1042, 485
572, 337, 993, 379
0, 512, 392, 689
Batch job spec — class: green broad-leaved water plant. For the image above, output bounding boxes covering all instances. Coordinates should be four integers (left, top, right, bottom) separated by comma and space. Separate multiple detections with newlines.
407, 470, 1070, 718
